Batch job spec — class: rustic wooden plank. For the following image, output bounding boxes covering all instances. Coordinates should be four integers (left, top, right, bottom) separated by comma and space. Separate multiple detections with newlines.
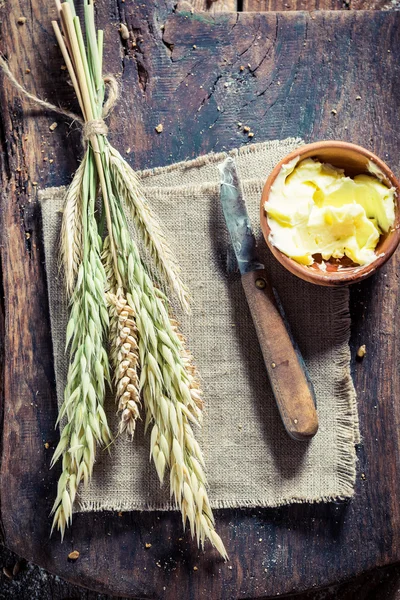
189, 0, 238, 12
243, 0, 345, 9
1, 4, 400, 598
2, 545, 400, 600
350, 0, 393, 7
243, 0, 393, 9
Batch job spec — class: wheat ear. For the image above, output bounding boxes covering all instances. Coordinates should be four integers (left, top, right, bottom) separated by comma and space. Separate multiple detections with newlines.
60, 153, 87, 297
103, 237, 141, 437
109, 288, 141, 437
109, 201, 227, 559
51, 154, 111, 538
108, 144, 191, 313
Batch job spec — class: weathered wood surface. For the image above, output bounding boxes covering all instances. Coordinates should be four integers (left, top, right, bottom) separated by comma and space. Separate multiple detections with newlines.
1, 3, 400, 598
243, 0, 345, 9
3, 545, 400, 600
195, 0, 394, 11
190, 0, 238, 12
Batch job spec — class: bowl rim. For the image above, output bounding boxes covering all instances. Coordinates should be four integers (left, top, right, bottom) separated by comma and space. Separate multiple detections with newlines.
260, 140, 400, 286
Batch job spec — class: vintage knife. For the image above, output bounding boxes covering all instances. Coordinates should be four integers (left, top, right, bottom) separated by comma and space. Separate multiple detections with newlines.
219, 157, 318, 441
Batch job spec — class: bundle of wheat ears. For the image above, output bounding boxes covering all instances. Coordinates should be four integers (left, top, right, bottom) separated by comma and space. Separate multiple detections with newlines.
49, 0, 227, 559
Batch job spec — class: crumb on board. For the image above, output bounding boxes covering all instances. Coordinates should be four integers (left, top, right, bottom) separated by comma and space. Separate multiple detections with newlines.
49, 122, 58, 131
357, 344, 366, 358
68, 550, 80, 561
119, 23, 129, 40
155, 124, 163, 133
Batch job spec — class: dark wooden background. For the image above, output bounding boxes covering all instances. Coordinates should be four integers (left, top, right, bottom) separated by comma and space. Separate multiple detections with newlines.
1, 0, 400, 598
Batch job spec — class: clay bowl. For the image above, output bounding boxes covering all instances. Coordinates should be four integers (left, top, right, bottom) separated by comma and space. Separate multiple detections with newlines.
260, 141, 400, 286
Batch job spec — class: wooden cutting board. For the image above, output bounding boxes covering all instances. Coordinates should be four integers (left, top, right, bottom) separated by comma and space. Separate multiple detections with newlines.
1, 2, 400, 597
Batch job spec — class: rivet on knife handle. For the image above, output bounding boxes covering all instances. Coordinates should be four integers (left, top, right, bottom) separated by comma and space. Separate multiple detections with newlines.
219, 157, 318, 441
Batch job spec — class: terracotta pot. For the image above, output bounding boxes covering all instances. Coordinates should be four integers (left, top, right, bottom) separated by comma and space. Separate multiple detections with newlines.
260, 141, 400, 286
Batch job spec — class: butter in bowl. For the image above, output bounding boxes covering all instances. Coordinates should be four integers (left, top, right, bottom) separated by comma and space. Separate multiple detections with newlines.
260, 141, 400, 286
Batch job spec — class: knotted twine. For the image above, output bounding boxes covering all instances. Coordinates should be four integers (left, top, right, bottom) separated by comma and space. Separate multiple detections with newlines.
0, 54, 118, 142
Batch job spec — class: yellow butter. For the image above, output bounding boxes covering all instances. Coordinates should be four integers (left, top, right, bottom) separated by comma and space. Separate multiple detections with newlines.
264, 157, 396, 267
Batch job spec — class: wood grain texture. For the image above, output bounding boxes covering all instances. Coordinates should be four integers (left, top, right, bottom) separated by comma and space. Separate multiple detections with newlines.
2, 546, 400, 600
189, 0, 237, 12
243, 0, 345, 9
0, 3, 400, 598
242, 0, 396, 9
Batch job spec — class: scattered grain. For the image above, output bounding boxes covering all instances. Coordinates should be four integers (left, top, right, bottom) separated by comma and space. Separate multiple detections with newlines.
17, 16, 27, 25
68, 550, 80, 561
155, 124, 163, 133
331, 109, 337, 115
243, 125, 250, 132
49, 122, 58, 131
357, 344, 366, 358
25, 68, 31, 74
248, 132, 254, 138
193, 566, 198, 571
240, 65, 245, 71
44, 442, 50, 449
2, 567, 12, 580
145, 543, 152, 548
119, 23, 130, 40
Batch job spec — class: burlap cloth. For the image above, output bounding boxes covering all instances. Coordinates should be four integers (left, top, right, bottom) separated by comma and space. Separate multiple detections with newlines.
40, 138, 359, 513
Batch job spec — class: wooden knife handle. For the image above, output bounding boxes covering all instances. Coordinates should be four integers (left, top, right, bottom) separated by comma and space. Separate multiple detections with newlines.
241, 269, 318, 441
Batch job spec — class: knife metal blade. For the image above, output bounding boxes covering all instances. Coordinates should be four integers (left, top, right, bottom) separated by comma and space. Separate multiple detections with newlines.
218, 157, 264, 275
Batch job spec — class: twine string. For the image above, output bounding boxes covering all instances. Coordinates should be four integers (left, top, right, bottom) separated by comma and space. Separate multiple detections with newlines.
0, 54, 118, 138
